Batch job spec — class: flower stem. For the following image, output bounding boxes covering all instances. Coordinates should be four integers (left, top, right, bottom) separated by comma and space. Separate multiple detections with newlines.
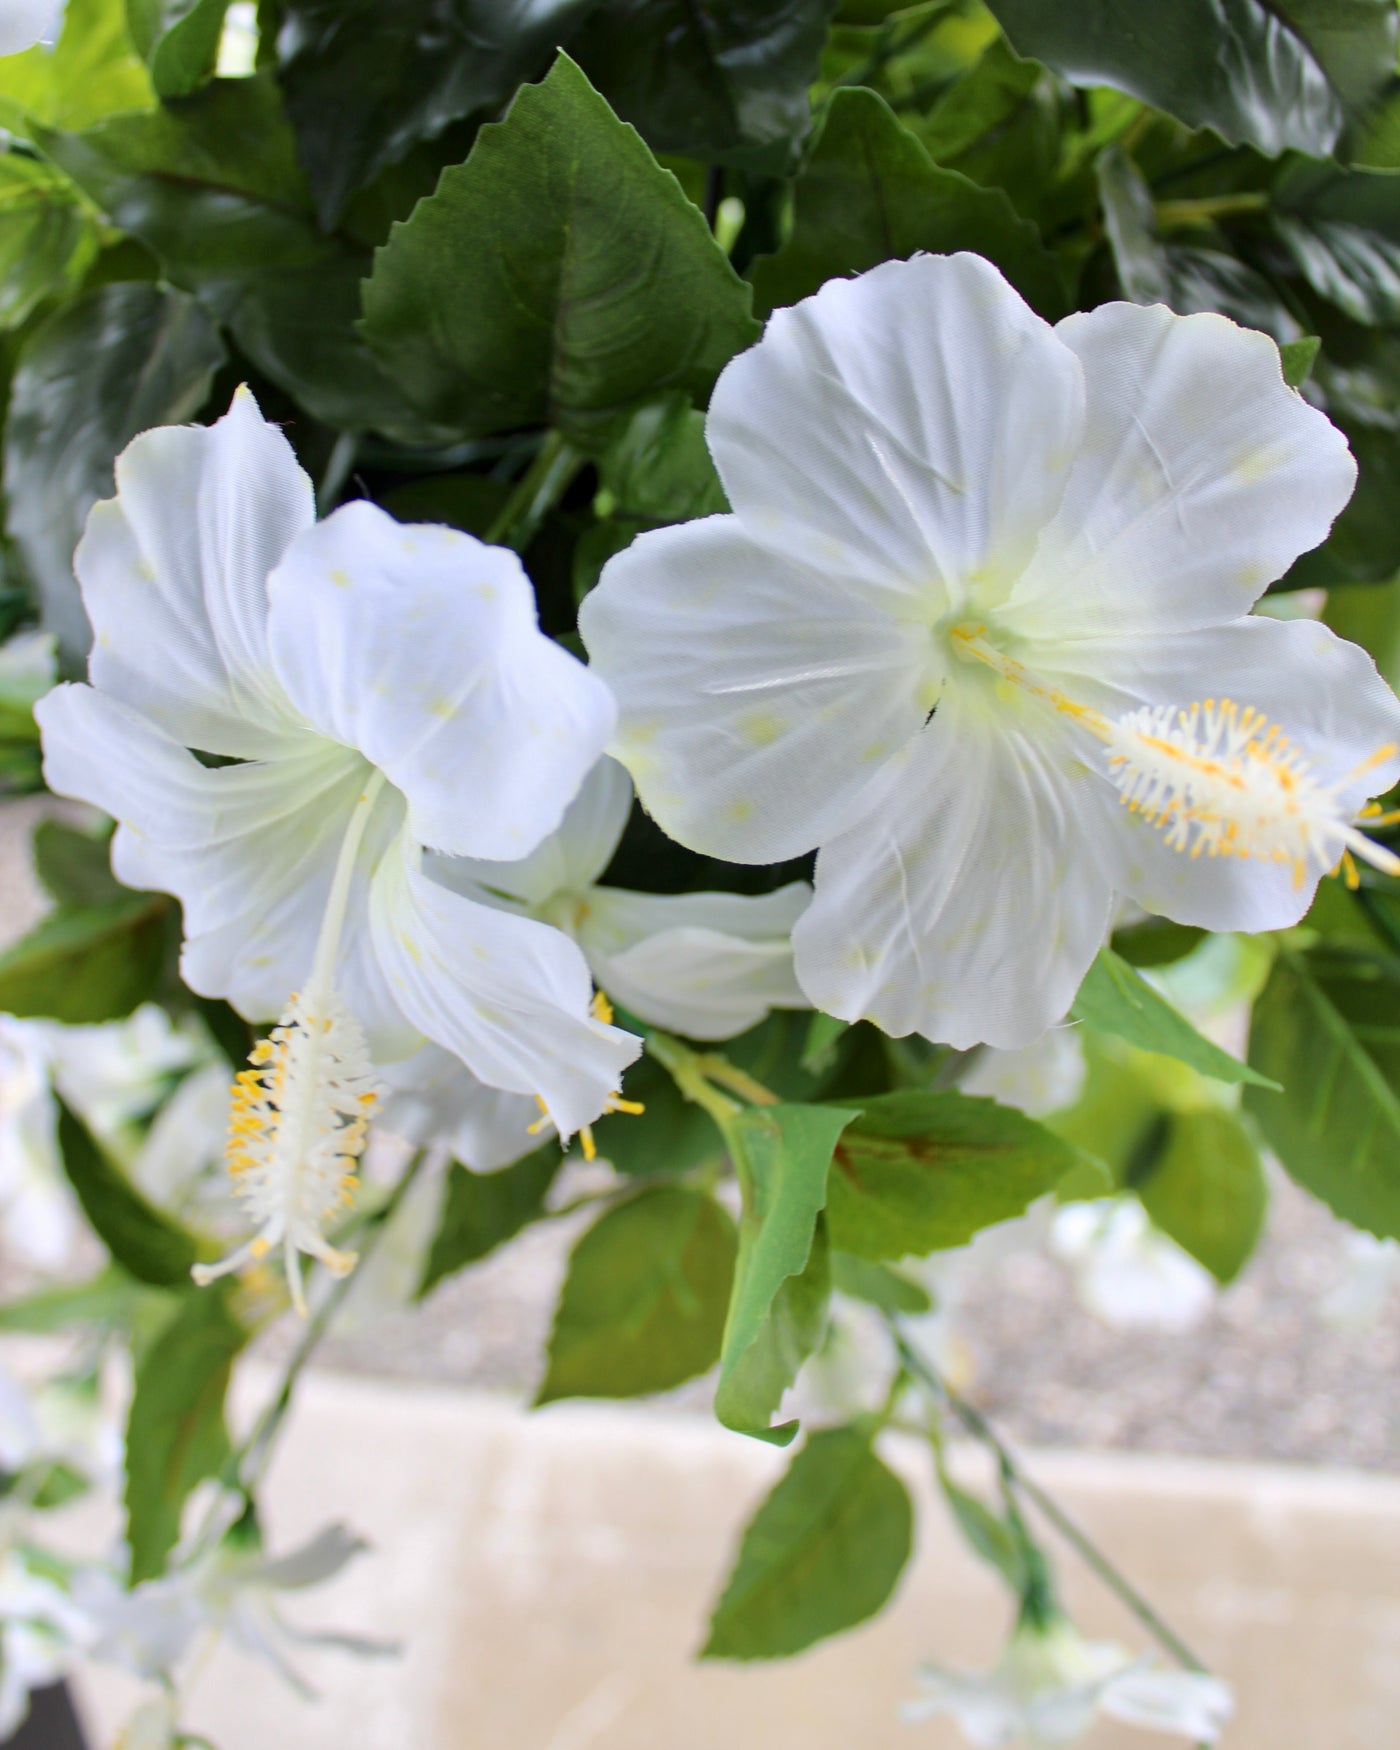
484, 431, 580, 550
693, 1054, 780, 1106
645, 1030, 743, 1129
1153, 192, 1269, 230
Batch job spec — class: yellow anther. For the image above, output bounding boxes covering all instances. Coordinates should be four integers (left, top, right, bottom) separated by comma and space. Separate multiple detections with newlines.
590, 989, 615, 1025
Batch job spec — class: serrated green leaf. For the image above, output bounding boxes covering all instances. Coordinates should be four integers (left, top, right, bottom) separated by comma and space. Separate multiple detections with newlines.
1135, 1108, 1267, 1284
0, 892, 177, 1024
826, 1089, 1086, 1260
987, 0, 1397, 162
127, 0, 229, 98
1246, 943, 1400, 1238
361, 54, 760, 441
703, 1424, 912, 1659
56, 1101, 201, 1287
4, 281, 225, 661
750, 86, 1064, 318
538, 1185, 737, 1401
1071, 947, 1276, 1089
715, 1103, 857, 1443
125, 1287, 247, 1581
418, 1144, 563, 1298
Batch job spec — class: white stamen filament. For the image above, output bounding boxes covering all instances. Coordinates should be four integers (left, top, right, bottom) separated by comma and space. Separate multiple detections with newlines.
1105, 700, 1400, 888
192, 769, 387, 1314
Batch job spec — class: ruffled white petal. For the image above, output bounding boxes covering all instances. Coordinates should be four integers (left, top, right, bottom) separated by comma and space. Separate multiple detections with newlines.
1047, 614, 1400, 930
792, 696, 1113, 1049
267, 503, 615, 860
0, 0, 61, 57
1006, 302, 1356, 641
368, 831, 642, 1138
35, 684, 413, 1053
1102, 1668, 1233, 1740
581, 515, 932, 862
708, 253, 1085, 610
579, 882, 810, 1039
79, 386, 312, 759
376, 1043, 541, 1171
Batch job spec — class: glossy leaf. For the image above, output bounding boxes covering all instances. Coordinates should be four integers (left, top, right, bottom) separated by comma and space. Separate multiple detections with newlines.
125, 1287, 247, 1581
55, 1101, 201, 1288
1246, 943, 1400, 1238
418, 1144, 563, 1297
127, 0, 229, 98
826, 1089, 1087, 1261
703, 1424, 913, 1659
595, 393, 727, 526
750, 86, 1064, 318
987, 0, 1398, 162
4, 281, 225, 660
538, 1185, 737, 1401
1071, 948, 1277, 1088
1136, 1107, 1267, 1284
714, 1103, 858, 1443
361, 54, 760, 441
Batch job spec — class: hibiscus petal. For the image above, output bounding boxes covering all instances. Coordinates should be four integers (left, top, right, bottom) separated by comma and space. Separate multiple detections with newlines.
79, 385, 312, 759
36, 684, 412, 1051
580, 882, 810, 1040
376, 1043, 541, 1171
792, 697, 1114, 1049
1049, 614, 1400, 930
708, 253, 1085, 608
580, 515, 932, 862
267, 503, 615, 861
1007, 303, 1356, 640
369, 832, 642, 1138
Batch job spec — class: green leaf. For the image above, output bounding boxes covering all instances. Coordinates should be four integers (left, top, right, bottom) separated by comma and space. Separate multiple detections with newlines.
0, 892, 177, 1024
830, 1251, 932, 1314
0, 155, 99, 330
0, 1266, 150, 1334
937, 1469, 1027, 1592
1135, 1107, 1267, 1283
4, 281, 225, 661
125, 1287, 247, 1582
580, 1047, 724, 1177
538, 1185, 737, 1402
1272, 160, 1400, 328
826, 1089, 1088, 1260
55, 1101, 201, 1289
801, 1012, 849, 1077
361, 54, 761, 441
702, 1424, 913, 1659
1111, 916, 1208, 970
1280, 334, 1322, 388
750, 87, 1064, 319
986, 0, 1398, 162
1246, 943, 1400, 1238
594, 393, 727, 526
910, 36, 1065, 217
1095, 143, 1170, 305
275, 0, 595, 227
31, 818, 122, 910
418, 1144, 563, 1298
570, 0, 837, 173
715, 1103, 858, 1443
0, 0, 153, 136
127, 0, 230, 98
1071, 948, 1277, 1089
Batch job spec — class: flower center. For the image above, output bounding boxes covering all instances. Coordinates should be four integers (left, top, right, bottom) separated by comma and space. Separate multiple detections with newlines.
192, 768, 387, 1315
945, 621, 1109, 735
1105, 699, 1400, 888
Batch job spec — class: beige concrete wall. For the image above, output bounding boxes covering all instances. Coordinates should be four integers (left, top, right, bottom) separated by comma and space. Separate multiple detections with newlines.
69, 1371, 1400, 1749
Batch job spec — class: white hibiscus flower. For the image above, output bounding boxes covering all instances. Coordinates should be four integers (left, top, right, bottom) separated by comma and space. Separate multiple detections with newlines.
581, 252, 1400, 1050
36, 388, 639, 1308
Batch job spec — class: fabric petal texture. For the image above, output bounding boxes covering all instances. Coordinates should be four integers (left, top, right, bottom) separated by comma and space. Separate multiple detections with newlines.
267, 502, 616, 861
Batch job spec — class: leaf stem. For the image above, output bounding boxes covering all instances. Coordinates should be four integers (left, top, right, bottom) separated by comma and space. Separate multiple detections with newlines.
1153, 192, 1268, 230
646, 1030, 743, 1129
484, 430, 578, 549
693, 1054, 781, 1106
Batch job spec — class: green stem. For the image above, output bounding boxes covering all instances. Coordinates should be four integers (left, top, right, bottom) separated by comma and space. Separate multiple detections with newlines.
693, 1054, 780, 1106
646, 1031, 743, 1129
484, 431, 579, 550
894, 1334, 1211, 1677
1153, 192, 1268, 230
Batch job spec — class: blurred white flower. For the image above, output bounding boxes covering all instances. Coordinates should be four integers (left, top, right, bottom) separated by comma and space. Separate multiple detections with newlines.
215, 0, 258, 75
42, 1003, 213, 1148
0, 628, 57, 706
904, 1612, 1232, 1746
0, 1550, 85, 1739
115, 1693, 179, 1750
0, 1014, 76, 1268
1050, 1199, 1215, 1333
0, 0, 61, 60
962, 1030, 1087, 1119
1321, 1230, 1400, 1329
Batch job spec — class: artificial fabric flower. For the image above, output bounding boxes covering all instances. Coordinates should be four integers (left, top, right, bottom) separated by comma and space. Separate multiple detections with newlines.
0, 1014, 77, 1269
582, 252, 1400, 1050
0, 1551, 83, 1738
0, 0, 61, 58
903, 1611, 1232, 1746
961, 1029, 1087, 1119
434, 754, 811, 1041
1049, 1197, 1216, 1333
37, 387, 638, 1309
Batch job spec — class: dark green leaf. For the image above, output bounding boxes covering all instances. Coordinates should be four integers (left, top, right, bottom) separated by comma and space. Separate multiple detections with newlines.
0, 893, 177, 1024
418, 1143, 563, 1297
538, 1185, 737, 1401
715, 1103, 857, 1443
1111, 917, 1208, 970
830, 1251, 931, 1313
595, 393, 727, 525
750, 87, 1064, 318
361, 54, 761, 441
31, 817, 121, 910
1135, 1107, 1267, 1283
125, 1287, 247, 1581
1273, 160, 1400, 328
275, 0, 595, 227
910, 36, 1065, 217
1280, 334, 1322, 388
1071, 948, 1277, 1088
987, 0, 1398, 161
1095, 143, 1170, 304
702, 1424, 912, 1659
127, 0, 230, 98
55, 1101, 200, 1289
1246, 943, 1400, 1238
584, 1047, 725, 1177
4, 281, 225, 661
826, 1089, 1087, 1260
